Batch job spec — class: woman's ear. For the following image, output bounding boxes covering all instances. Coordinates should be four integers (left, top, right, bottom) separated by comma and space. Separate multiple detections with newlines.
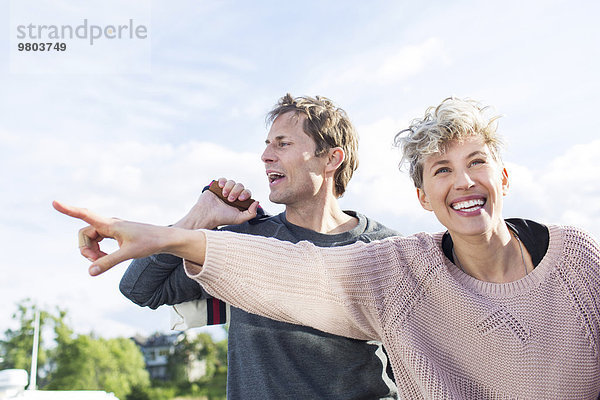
417, 187, 433, 211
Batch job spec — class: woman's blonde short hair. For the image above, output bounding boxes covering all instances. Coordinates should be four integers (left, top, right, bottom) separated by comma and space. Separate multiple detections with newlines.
394, 97, 503, 188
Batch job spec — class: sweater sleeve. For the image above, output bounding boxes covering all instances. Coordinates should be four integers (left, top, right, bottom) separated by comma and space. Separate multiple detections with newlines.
185, 229, 410, 341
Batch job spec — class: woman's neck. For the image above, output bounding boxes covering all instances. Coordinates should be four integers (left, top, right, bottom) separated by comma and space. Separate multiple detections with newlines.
450, 224, 533, 283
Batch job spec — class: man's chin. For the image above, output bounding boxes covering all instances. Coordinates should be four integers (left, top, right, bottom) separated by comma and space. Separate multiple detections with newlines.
268, 193, 287, 205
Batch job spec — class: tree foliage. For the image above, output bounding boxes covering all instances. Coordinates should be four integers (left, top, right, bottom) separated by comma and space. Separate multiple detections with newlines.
163, 330, 227, 399
1, 299, 150, 399
1, 299, 229, 400
0, 299, 53, 384
46, 335, 149, 399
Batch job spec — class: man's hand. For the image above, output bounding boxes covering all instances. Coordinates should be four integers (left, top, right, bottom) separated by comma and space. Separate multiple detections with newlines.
173, 178, 260, 230
53, 200, 208, 276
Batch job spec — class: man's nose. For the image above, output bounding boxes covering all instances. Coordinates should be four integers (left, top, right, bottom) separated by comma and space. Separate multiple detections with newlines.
261, 145, 276, 163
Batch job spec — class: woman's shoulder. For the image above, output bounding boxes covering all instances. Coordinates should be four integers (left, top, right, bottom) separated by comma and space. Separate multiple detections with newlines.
551, 223, 600, 251
367, 232, 445, 268
372, 231, 442, 249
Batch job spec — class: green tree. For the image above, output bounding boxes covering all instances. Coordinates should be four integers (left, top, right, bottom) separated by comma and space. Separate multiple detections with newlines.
47, 334, 150, 399
1, 299, 151, 399
0, 299, 54, 386
165, 330, 227, 399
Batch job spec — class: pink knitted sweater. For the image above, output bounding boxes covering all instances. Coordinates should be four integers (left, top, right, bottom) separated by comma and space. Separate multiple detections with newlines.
186, 225, 600, 399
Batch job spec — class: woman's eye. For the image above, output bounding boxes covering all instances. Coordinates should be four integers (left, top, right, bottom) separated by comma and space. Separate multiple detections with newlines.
469, 159, 485, 167
434, 167, 450, 175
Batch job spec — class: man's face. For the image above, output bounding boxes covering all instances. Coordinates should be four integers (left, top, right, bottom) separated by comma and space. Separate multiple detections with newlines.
261, 112, 328, 206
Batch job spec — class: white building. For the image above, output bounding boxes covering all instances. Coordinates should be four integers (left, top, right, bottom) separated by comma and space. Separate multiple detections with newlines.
132, 332, 206, 381
0, 369, 119, 400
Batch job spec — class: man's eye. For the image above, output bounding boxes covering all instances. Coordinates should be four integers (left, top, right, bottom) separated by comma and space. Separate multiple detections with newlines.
279, 142, 290, 147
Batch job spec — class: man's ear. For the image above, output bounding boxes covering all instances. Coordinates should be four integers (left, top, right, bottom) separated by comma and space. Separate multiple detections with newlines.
417, 187, 433, 211
501, 166, 509, 196
325, 147, 345, 172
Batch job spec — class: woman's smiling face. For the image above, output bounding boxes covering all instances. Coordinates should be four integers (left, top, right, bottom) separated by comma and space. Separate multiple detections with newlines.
417, 136, 509, 239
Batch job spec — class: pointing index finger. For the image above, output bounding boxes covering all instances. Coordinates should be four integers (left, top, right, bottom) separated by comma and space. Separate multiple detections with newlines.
52, 200, 109, 226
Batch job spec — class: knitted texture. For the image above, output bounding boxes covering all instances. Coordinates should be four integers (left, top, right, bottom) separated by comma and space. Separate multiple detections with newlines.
187, 225, 600, 399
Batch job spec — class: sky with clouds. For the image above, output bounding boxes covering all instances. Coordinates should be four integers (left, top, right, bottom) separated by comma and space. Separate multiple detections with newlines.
1, 0, 599, 340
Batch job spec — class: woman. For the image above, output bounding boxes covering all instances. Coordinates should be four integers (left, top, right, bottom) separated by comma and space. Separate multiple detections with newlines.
56, 98, 600, 399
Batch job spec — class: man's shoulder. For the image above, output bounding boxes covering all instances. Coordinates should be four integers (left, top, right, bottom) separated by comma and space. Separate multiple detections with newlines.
220, 210, 401, 243
220, 212, 285, 235
354, 212, 401, 241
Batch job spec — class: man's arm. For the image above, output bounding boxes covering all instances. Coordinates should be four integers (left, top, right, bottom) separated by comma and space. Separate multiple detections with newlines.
118, 178, 257, 308
119, 254, 204, 309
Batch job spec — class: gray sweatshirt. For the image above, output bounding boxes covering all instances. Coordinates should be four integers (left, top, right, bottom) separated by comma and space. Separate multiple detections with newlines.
120, 211, 400, 399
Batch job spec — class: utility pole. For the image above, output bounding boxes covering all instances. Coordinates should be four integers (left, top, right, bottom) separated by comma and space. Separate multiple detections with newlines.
27, 309, 40, 391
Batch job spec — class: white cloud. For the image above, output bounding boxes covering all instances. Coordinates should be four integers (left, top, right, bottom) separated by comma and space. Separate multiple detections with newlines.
309, 37, 449, 94
507, 140, 600, 238
344, 117, 419, 214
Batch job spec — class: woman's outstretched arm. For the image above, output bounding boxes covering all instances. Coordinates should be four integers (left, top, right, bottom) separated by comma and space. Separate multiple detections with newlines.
54, 200, 401, 341
53, 200, 211, 275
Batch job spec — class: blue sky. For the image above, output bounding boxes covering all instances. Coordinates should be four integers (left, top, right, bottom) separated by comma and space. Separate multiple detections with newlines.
1, 0, 599, 339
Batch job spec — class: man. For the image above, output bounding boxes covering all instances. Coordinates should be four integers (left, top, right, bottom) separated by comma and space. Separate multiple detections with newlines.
119, 94, 400, 399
